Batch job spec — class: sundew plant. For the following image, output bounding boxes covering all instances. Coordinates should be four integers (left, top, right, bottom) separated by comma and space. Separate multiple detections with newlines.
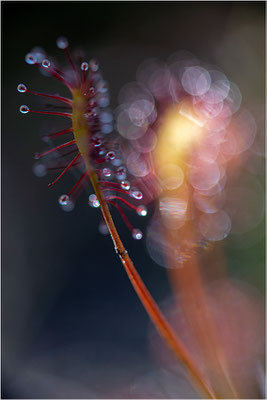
15, 20, 264, 399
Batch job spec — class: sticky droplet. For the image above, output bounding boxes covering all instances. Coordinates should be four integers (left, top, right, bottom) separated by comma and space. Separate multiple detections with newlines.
132, 228, 143, 240
102, 168, 112, 178
25, 53, 37, 65
89, 59, 99, 72
58, 194, 69, 206
32, 163, 47, 177
81, 62, 89, 71
106, 151, 116, 161
56, 36, 69, 49
115, 166, 127, 181
121, 181, 130, 191
20, 105, 29, 114
99, 221, 109, 235
42, 59, 51, 68
136, 205, 147, 216
130, 188, 143, 200
17, 84, 27, 93
88, 194, 100, 208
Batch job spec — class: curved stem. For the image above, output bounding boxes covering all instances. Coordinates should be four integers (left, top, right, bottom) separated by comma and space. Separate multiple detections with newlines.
89, 171, 216, 399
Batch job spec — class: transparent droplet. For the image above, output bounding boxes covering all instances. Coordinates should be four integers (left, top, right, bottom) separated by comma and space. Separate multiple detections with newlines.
17, 83, 27, 93
127, 151, 150, 178
19, 105, 29, 114
31, 46, 46, 63
42, 59, 51, 68
56, 36, 69, 49
121, 180, 131, 190
88, 87, 95, 95
88, 99, 97, 108
101, 123, 113, 134
132, 228, 143, 240
92, 138, 102, 147
88, 111, 97, 119
97, 80, 109, 93
102, 168, 112, 178
98, 94, 110, 108
88, 194, 100, 208
58, 194, 69, 206
61, 199, 74, 212
112, 158, 122, 167
99, 221, 109, 235
106, 151, 116, 161
33, 152, 40, 160
100, 111, 113, 124
98, 147, 106, 156
89, 59, 99, 72
136, 205, 147, 216
130, 188, 143, 200
81, 62, 89, 71
32, 163, 47, 177
115, 166, 127, 181
25, 53, 37, 65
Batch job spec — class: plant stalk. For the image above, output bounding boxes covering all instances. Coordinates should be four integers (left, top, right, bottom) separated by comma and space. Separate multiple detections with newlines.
90, 171, 216, 399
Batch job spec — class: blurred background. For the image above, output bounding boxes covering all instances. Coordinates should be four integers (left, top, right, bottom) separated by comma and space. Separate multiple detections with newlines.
2, 2, 265, 398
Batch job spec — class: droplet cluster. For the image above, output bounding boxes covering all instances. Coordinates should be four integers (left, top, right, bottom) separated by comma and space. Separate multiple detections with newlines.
19, 37, 147, 240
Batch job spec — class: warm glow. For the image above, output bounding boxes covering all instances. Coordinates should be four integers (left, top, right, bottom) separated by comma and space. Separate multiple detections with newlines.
154, 99, 204, 170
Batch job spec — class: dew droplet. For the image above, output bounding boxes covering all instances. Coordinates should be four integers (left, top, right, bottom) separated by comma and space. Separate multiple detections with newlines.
81, 62, 89, 71
88, 99, 97, 108
121, 180, 131, 190
99, 221, 109, 235
98, 147, 106, 156
102, 168, 112, 178
19, 105, 29, 114
115, 166, 127, 181
32, 163, 47, 177
100, 111, 113, 124
25, 53, 37, 65
33, 152, 40, 160
112, 158, 122, 167
89, 59, 99, 72
136, 205, 147, 216
88, 87, 95, 96
92, 138, 102, 147
42, 135, 49, 143
61, 199, 74, 212
17, 83, 27, 93
98, 95, 110, 108
31, 46, 46, 63
56, 36, 69, 49
130, 188, 143, 200
42, 59, 51, 68
132, 228, 143, 240
97, 80, 109, 93
101, 123, 113, 134
58, 194, 69, 206
88, 194, 100, 208
106, 151, 116, 161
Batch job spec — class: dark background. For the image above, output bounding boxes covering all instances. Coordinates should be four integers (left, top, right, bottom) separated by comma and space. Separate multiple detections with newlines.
2, 2, 265, 398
